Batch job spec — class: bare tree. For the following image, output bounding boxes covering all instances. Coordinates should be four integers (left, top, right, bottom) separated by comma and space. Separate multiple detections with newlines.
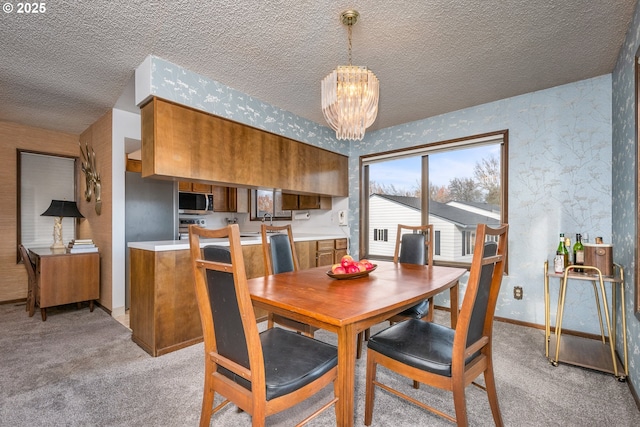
448, 177, 482, 202
473, 156, 500, 205
369, 180, 418, 197
429, 184, 450, 202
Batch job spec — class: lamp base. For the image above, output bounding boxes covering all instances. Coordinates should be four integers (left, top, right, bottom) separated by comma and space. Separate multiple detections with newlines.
51, 216, 65, 250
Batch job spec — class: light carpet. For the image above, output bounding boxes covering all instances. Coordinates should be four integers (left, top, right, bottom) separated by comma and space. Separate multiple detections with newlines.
1, 303, 639, 426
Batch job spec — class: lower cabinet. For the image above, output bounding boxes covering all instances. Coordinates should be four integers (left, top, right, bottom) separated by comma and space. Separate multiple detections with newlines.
129, 237, 348, 357
130, 244, 266, 357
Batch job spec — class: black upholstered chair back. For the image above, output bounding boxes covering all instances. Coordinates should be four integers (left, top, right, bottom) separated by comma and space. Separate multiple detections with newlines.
398, 233, 426, 265
466, 241, 498, 347
269, 233, 295, 274
203, 246, 250, 370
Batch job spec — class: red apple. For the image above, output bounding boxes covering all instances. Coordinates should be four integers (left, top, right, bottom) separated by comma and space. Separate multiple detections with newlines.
331, 263, 341, 273
346, 264, 360, 274
333, 266, 346, 274
356, 262, 367, 272
340, 255, 354, 268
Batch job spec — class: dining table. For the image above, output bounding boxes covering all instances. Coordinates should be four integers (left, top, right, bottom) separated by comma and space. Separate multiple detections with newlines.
246, 260, 467, 427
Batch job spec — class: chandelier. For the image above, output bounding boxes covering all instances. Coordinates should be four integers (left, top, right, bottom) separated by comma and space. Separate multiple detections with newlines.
321, 10, 379, 141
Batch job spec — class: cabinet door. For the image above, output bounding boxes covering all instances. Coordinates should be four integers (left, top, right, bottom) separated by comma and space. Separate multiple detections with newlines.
298, 195, 320, 210
316, 240, 335, 267
317, 251, 334, 267
178, 182, 192, 192
335, 238, 348, 262
282, 193, 298, 210
294, 241, 314, 270
192, 183, 213, 193
212, 186, 237, 212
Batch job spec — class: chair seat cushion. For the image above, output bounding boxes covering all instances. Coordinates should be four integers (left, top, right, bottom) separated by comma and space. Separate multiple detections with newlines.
397, 299, 430, 319
368, 319, 458, 377
262, 328, 337, 400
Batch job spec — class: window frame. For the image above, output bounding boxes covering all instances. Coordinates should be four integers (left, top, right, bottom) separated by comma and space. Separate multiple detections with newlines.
249, 189, 293, 221
359, 130, 509, 272
16, 149, 78, 262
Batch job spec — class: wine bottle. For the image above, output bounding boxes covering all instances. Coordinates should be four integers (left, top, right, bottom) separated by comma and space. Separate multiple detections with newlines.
554, 233, 568, 273
573, 233, 584, 273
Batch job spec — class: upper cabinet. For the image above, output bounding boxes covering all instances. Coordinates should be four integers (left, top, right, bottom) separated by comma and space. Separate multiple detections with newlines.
140, 97, 348, 197
179, 182, 212, 193
282, 193, 332, 210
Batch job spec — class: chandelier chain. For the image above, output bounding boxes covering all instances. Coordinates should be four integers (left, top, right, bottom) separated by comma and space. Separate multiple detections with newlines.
347, 24, 352, 66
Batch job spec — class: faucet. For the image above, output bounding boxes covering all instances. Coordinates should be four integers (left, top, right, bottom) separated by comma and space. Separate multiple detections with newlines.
262, 213, 273, 226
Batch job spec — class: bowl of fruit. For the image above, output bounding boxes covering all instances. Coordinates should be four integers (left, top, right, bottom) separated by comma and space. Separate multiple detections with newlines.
327, 255, 377, 280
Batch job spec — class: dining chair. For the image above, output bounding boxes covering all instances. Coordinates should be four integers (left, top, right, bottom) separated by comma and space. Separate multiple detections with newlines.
18, 244, 37, 317
261, 224, 317, 337
356, 224, 434, 359
188, 224, 339, 427
364, 223, 508, 427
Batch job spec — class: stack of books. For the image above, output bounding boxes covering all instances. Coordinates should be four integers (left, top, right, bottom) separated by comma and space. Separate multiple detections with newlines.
67, 239, 99, 253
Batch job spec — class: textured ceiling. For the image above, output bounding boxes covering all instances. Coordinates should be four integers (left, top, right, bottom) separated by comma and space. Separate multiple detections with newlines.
0, 1, 636, 135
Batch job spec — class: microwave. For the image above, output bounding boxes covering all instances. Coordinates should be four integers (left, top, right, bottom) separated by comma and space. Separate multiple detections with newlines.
179, 192, 213, 213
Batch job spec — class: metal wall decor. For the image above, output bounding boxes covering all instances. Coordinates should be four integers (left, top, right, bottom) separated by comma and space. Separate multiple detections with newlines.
79, 141, 102, 215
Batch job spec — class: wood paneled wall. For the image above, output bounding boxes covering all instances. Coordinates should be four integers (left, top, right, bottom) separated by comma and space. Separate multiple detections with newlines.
0, 121, 79, 303
78, 111, 113, 311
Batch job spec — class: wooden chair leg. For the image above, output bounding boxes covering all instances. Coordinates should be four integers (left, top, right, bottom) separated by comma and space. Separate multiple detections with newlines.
484, 358, 504, 426
357, 332, 363, 359
452, 378, 469, 427
199, 361, 215, 427
364, 350, 377, 425
40, 308, 47, 321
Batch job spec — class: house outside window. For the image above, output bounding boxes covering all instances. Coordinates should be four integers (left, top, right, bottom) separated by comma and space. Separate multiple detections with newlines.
361, 131, 508, 268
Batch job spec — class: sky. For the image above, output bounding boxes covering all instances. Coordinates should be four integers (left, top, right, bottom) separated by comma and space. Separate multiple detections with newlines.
368, 144, 500, 190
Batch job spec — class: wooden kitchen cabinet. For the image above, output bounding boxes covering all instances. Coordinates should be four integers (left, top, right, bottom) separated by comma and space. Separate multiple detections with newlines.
212, 185, 237, 212
334, 238, 348, 261
141, 97, 348, 197
130, 243, 267, 357
179, 182, 213, 193
282, 193, 332, 210
316, 240, 335, 267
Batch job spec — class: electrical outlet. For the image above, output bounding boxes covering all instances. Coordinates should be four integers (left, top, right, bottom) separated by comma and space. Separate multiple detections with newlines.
513, 286, 523, 300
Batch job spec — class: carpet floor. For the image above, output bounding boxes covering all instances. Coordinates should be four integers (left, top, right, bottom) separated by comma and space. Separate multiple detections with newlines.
0, 303, 638, 426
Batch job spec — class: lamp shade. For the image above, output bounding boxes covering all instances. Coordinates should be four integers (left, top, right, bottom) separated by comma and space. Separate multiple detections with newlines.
41, 200, 84, 218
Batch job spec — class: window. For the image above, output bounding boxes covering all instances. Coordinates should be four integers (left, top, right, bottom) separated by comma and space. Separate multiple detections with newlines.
373, 228, 388, 242
462, 230, 476, 256
250, 189, 292, 221
18, 151, 77, 259
360, 130, 508, 269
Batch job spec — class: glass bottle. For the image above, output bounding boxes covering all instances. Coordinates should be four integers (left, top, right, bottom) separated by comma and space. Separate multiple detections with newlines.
573, 233, 584, 273
554, 233, 568, 273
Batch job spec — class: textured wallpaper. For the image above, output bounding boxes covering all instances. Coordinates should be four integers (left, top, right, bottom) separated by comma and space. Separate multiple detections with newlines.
352, 76, 613, 336
612, 0, 640, 391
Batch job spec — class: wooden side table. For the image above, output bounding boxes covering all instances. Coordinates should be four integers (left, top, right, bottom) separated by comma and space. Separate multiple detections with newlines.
544, 261, 628, 380
29, 247, 100, 321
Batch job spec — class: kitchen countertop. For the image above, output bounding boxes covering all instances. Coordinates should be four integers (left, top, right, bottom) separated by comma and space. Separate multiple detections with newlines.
128, 232, 348, 252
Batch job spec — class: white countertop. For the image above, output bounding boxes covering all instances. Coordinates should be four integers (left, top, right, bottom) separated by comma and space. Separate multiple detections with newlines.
128, 232, 348, 252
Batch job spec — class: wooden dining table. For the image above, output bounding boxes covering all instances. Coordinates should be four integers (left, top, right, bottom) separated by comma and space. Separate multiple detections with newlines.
246, 260, 467, 427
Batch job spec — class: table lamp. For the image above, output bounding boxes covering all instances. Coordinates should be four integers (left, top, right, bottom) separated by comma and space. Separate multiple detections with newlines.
41, 200, 84, 250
